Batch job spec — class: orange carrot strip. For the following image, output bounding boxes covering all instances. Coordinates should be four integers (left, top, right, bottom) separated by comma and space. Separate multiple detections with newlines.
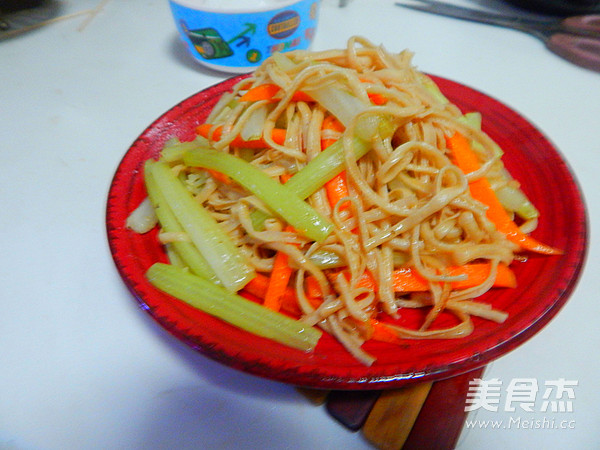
291, 91, 315, 103
196, 124, 287, 148
196, 123, 224, 141
238, 83, 281, 102
325, 173, 350, 209
243, 274, 301, 316
243, 273, 322, 316
263, 250, 293, 312
238, 83, 314, 103
367, 92, 388, 105
305, 263, 516, 298
321, 116, 350, 210
446, 132, 561, 255
241, 164, 309, 316
206, 168, 231, 184
450, 264, 516, 288
370, 319, 403, 345
357, 78, 388, 105
263, 173, 296, 313
304, 276, 325, 298
320, 115, 344, 149
391, 264, 516, 291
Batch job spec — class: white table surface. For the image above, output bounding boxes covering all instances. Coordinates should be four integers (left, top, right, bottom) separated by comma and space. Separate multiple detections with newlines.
1, 0, 599, 448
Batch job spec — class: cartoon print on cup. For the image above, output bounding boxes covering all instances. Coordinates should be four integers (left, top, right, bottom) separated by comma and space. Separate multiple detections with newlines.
169, 0, 320, 72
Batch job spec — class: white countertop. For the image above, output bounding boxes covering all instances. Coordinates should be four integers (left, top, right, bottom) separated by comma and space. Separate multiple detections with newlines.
1, 0, 599, 448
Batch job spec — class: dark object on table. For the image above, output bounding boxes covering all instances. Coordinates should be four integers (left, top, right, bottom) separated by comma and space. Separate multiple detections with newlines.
298, 366, 487, 449
397, 0, 600, 72
0, 0, 61, 38
504, 0, 600, 15
326, 389, 381, 431
1, 0, 44, 12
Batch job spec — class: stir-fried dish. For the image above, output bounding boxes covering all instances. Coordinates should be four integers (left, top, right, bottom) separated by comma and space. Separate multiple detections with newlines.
127, 36, 560, 365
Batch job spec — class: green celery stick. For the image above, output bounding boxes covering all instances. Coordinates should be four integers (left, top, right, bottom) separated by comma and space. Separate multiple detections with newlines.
159, 139, 202, 163
285, 136, 369, 199
183, 149, 333, 242
147, 263, 321, 352
283, 114, 394, 200
146, 160, 255, 292
247, 135, 372, 230
495, 185, 540, 220
144, 161, 219, 284
420, 74, 449, 104
246, 137, 370, 229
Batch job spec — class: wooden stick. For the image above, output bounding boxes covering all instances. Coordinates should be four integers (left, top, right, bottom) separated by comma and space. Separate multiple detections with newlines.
362, 382, 433, 449
78, 0, 111, 31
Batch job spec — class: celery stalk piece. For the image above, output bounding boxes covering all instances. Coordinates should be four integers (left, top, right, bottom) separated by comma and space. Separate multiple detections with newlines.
459, 112, 482, 130
147, 263, 322, 352
247, 136, 371, 229
285, 137, 370, 200
250, 208, 270, 232
420, 74, 449, 104
183, 149, 333, 242
146, 160, 255, 292
271, 51, 297, 71
308, 249, 408, 269
305, 85, 369, 127
303, 85, 394, 141
144, 161, 220, 284
495, 185, 540, 220
269, 116, 392, 201
240, 104, 268, 141
241, 137, 370, 208
160, 139, 203, 163
458, 112, 503, 157
308, 249, 345, 269
126, 197, 158, 233
164, 243, 185, 268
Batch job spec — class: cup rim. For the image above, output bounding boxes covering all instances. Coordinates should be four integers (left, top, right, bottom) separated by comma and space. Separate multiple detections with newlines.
170, 0, 311, 14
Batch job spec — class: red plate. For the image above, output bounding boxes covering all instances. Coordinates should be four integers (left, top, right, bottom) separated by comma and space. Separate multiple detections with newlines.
106, 74, 587, 390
